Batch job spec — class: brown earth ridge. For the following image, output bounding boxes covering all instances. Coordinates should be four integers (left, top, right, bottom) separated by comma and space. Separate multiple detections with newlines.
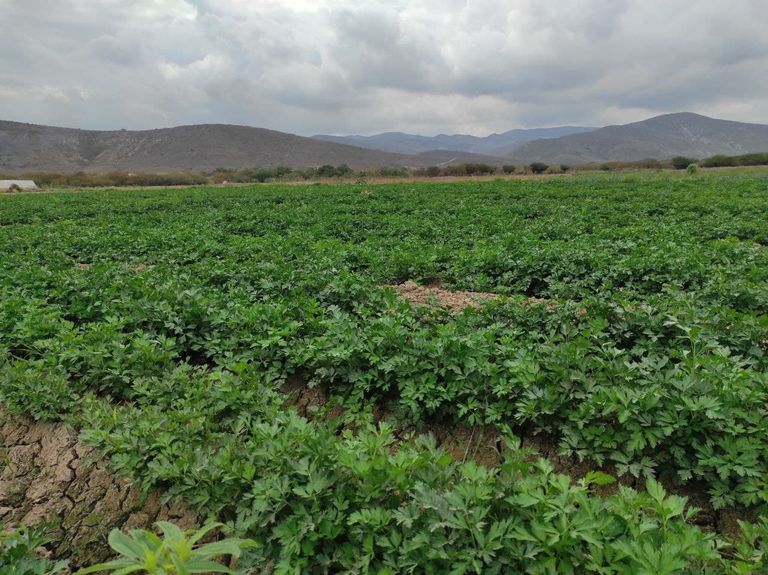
0, 406, 198, 568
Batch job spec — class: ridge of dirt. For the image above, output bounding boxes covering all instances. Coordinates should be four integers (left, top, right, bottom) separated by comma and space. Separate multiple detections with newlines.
0, 406, 199, 569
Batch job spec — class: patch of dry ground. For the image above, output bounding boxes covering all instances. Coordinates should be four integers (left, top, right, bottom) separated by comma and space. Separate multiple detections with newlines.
0, 406, 198, 568
390, 280, 499, 314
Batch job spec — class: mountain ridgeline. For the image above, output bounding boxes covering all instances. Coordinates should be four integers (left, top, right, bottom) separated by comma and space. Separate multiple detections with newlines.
507, 113, 768, 165
312, 126, 596, 156
1, 113, 767, 173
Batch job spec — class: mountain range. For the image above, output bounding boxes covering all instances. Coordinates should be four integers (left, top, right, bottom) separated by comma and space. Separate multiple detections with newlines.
312, 126, 595, 156
508, 113, 768, 164
1, 112, 767, 173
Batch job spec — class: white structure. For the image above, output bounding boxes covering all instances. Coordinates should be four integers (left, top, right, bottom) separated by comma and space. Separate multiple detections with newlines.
0, 180, 38, 191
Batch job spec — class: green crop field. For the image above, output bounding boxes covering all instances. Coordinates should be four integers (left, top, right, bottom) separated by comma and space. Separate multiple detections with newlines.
2, 173, 768, 572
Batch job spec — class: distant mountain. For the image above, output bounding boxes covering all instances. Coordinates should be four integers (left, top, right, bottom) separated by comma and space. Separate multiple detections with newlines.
313, 126, 595, 156
4, 113, 767, 173
0, 121, 488, 173
508, 113, 768, 164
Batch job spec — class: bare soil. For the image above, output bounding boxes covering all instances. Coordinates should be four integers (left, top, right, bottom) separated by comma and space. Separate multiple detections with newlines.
0, 406, 198, 569
390, 280, 499, 314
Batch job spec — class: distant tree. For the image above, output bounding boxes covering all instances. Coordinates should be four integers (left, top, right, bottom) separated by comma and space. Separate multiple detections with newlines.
671, 156, 696, 170
253, 168, 275, 182
378, 166, 408, 177
464, 163, 496, 175
600, 163, 612, 171
335, 164, 352, 177
738, 152, 768, 166
445, 164, 467, 176
425, 166, 441, 177
529, 162, 549, 174
275, 166, 292, 177
560, 164, 570, 173
502, 164, 516, 174
316, 165, 337, 177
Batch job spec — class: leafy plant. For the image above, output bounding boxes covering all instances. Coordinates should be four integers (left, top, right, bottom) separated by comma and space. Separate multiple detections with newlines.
76, 522, 255, 575
0, 524, 68, 575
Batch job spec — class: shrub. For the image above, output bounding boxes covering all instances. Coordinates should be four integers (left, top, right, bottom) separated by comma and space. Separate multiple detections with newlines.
253, 168, 276, 183
560, 164, 570, 172
671, 156, 697, 170
316, 165, 338, 178
701, 152, 768, 168
502, 165, 516, 174
529, 162, 549, 174
425, 166, 441, 177
464, 163, 496, 176
444, 164, 467, 176
377, 166, 408, 177
687, 163, 699, 175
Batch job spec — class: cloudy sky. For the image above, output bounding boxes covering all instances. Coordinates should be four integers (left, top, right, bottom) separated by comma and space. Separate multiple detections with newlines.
1, 0, 767, 136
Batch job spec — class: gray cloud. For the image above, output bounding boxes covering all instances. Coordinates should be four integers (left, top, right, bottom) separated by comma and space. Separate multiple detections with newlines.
0, 0, 766, 135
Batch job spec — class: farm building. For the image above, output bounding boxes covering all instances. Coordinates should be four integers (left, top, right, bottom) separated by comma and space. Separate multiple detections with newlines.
0, 179, 38, 191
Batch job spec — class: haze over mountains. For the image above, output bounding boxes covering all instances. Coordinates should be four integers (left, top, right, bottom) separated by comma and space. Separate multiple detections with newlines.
312, 126, 595, 156
1, 113, 767, 173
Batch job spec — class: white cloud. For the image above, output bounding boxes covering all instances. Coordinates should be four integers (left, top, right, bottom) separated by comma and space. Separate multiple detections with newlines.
0, 0, 766, 134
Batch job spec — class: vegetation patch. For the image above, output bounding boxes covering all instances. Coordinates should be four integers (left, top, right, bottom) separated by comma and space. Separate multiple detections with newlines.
2, 174, 768, 571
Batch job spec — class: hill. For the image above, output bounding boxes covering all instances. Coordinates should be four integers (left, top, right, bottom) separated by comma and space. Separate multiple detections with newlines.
0, 121, 454, 173
508, 113, 768, 164
313, 126, 594, 156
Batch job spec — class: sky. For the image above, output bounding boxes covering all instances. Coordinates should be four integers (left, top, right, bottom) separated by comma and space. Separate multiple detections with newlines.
1, 0, 767, 136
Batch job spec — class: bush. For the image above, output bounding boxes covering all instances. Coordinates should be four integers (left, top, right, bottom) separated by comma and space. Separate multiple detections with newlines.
336, 164, 352, 177
464, 163, 496, 176
701, 152, 768, 168
502, 165, 516, 174
377, 166, 408, 177
425, 166, 441, 177
687, 163, 699, 175
671, 156, 697, 170
316, 165, 338, 178
529, 162, 549, 174
315, 164, 352, 178
560, 164, 570, 173
253, 168, 276, 182
444, 164, 467, 176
